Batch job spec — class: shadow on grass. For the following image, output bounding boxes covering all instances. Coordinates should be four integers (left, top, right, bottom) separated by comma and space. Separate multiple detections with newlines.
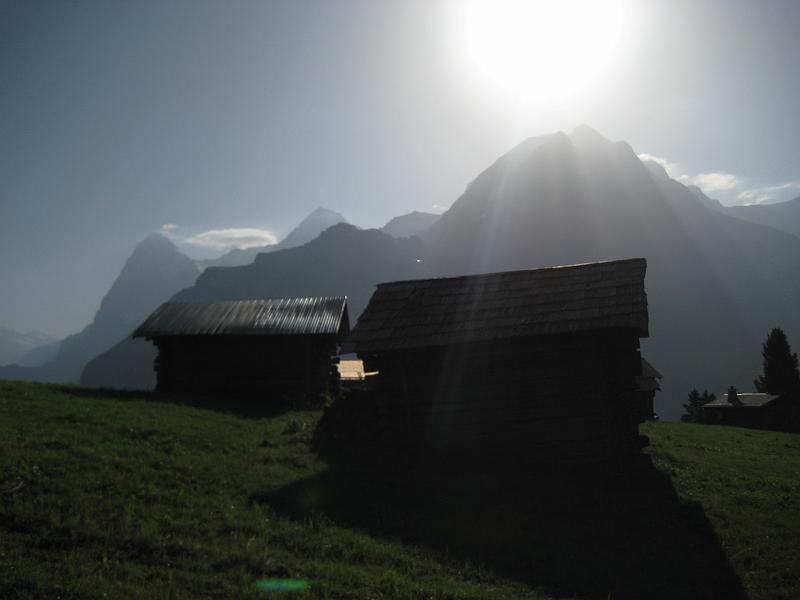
53, 385, 300, 419
256, 460, 745, 600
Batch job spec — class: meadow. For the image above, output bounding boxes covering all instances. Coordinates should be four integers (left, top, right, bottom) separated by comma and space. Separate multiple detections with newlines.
1, 380, 798, 599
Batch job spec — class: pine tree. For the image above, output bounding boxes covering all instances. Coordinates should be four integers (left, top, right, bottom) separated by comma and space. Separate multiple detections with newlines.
754, 328, 800, 397
682, 389, 716, 423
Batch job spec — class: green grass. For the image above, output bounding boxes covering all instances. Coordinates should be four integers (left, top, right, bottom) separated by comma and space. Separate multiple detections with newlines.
0, 380, 798, 599
644, 420, 800, 599
0, 381, 543, 600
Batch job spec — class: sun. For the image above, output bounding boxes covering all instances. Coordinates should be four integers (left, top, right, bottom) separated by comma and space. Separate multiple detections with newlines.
461, 0, 624, 100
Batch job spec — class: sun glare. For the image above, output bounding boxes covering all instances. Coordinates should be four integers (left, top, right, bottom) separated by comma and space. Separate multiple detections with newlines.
461, 0, 624, 100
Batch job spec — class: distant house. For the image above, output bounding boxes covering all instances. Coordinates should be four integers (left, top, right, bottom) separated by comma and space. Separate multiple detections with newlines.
636, 357, 663, 421
701, 386, 800, 431
133, 297, 349, 399
344, 258, 650, 471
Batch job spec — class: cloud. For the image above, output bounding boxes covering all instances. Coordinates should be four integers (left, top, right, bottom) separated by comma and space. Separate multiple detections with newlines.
638, 153, 739, 193
183, 228, 278, 250
639, 150, 800, 206
736, 181, 800, 205
431, 204, 449, 213
687, 172, 741, 193
161, 223, 179, 233
637, 153, 678, 177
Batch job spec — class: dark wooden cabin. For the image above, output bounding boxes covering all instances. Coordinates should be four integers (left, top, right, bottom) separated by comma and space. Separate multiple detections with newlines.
344, 259, 650, 471
701, 386, 800, 432
133, 297, 349, 399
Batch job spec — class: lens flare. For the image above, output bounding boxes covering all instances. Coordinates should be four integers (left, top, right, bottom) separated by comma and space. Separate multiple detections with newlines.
255, 579, 310, 591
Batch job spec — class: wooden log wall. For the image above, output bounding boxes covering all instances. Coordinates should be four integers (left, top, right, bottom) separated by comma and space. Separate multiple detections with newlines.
153, 335, 338, 399
361, 332, 643, 469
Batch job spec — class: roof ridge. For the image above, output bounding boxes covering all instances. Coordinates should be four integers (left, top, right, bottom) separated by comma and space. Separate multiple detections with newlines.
375, 258, 646, 288
161, 296, 348, 306
346, 262, 648, 353
133, 297, 349, 338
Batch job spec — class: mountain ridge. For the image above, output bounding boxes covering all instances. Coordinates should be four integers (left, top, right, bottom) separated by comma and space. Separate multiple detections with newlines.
0, 233, 199, 383
381, 211, 441, 238
722, 195, 800, 239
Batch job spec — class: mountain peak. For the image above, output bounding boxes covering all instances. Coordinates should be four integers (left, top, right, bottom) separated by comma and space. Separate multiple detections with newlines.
511, 126, 612, 157
136, 232, 179, 254
306, 207, 344, 219
569, 124, 613, 148
280, 207, 348, 250
125, 233, 189, 268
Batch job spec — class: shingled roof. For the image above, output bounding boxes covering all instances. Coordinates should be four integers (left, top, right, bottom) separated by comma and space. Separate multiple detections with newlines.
133, 297, 349, 339
703, 393, 780, 409
344, 259, 647, 354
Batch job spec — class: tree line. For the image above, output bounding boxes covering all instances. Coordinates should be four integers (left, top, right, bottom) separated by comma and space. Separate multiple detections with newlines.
682, 327, 800, 423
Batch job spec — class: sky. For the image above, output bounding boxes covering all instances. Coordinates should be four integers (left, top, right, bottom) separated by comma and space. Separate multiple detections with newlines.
1, 0, 800, 338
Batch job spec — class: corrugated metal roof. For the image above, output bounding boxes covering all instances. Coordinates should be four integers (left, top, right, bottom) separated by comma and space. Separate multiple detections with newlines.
344, 259, 648, 354
133, 297, 349, 338
703, 393, 780, 408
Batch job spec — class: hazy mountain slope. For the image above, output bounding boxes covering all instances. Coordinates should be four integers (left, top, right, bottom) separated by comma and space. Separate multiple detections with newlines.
0, 327, 54, 365
16, 340, 61, 367
381, 211, 440, 238
724, 196, 800, 239
425, 126, 800, 419
686, 185, 725, 211
640, 156, 725, 212
279, 207, 349, 249
201, 207, 348, 269
644, 166, 800, 240
1, 234, 199, 384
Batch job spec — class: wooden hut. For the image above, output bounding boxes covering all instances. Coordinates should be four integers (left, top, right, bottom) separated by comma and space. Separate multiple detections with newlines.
133, 297, 349, 399
343, 259, 649, 471
700, 386, 800, 432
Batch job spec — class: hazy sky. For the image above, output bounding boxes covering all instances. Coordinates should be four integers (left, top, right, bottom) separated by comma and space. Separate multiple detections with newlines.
2, 0, 800, 337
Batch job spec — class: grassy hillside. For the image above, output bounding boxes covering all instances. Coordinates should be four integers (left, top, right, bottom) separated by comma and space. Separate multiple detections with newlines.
1, 381, 798, 599
645, 420, 800, 597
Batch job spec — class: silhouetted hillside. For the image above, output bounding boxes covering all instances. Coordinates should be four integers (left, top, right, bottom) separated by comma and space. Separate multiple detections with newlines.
381, 211, 440, 238
1, 234, 199, 384
201, 207, 348, 268
425, 125, 800, 418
